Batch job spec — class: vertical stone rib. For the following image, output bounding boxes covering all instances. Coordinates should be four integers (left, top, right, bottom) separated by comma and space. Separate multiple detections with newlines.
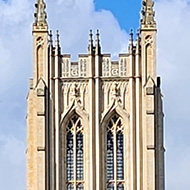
95, 30, 101, 190
135, 33, 141, 190
55, 31, 61, 190
88, 33, 96, 190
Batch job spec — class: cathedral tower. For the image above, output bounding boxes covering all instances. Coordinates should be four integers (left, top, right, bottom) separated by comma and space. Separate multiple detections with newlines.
27, 0, 165, 190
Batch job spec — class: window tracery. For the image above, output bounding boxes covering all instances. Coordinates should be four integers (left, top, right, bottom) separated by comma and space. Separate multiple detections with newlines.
66, 115, 84, 190
106, 115, 124, 190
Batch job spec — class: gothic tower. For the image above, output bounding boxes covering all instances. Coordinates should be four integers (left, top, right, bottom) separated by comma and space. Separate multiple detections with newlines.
26, 0, 165, 190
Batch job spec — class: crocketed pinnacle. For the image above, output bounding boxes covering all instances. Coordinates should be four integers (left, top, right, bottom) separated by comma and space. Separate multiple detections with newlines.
34, 0, 47, 24
95, 30, 101, 55
141, 0, 156, 29
88, 30, 94, 54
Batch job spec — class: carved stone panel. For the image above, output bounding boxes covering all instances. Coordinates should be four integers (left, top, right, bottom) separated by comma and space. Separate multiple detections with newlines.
62, 81, 88, 112
80, 59, 87, 77
119, 58, 127, 76
102, 81, 128, 111
102, 59, 110, 76
62, 59, 70, 77
71, 63, 79, 77
111, 62, 119, 76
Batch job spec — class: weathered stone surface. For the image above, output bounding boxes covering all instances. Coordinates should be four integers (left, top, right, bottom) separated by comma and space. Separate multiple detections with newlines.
27, 1, 165, 190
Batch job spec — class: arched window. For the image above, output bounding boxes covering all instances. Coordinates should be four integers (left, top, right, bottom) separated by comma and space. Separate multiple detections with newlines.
66, 115, 84, 189
106, 115, 124, 189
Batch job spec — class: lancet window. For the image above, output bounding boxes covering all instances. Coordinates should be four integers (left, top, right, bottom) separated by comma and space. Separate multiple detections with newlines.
66, 115, 84, 190
106, 115, 124, 190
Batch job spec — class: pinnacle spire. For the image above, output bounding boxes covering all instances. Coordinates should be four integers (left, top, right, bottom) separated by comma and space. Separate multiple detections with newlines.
135, 29, 141, 54
95, 29, 101, 55
88, 30, 94, 54
34, 0, 47, 26
55, 30, 60, 47
128, 29, 134, 54
89, 30, 93, 46
141, 0, 156, 29
55, 30, 61, 55
49, 30, 53, 46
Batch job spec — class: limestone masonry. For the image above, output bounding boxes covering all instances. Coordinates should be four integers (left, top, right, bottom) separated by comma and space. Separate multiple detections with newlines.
27, 0, 165, 190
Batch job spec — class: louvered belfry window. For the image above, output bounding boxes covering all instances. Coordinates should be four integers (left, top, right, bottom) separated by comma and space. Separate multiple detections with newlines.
107, 115, 124, 190
66, 115, 84, 190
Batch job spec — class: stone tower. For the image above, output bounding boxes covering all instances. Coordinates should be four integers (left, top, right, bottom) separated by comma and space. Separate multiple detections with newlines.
26, 0, 165, 190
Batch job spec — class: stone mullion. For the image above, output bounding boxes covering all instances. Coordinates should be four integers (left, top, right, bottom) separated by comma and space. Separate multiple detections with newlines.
74, 123, 77, 190
114, 124, 117, 190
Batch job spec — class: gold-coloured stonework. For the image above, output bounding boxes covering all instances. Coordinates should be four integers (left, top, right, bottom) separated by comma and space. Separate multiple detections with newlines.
27, 1, 165, 190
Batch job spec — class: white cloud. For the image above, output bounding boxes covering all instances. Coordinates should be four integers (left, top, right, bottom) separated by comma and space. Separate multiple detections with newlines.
0, 0, 189, 189
0, 0, 128, 190
155, 0, 190, 189
0, 134, 25, 165
0, 134, 26, 190
46, 0, 128, 58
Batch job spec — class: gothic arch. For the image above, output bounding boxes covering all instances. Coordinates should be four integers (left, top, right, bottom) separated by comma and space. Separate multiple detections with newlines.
101, 105, 131, 190
60, 104, 89, 190
101, 99, 129, 125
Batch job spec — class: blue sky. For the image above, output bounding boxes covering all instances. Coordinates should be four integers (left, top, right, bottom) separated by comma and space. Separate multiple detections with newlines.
95, 0, 141, 32
0, 0, 190, 190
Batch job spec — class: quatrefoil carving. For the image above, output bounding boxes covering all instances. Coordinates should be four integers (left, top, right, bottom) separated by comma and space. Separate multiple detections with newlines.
36, 37, 44, 47
145, 35, 153, 45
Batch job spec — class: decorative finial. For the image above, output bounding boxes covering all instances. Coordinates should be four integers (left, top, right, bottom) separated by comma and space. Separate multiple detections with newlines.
34, 0, 47, 24
56, 30, 60, 45
89, 29, 93, 44
88, 29, 94, 54
130, 29, 134, 41
96, 29, 101, 55
136, 29, 140, 38
96, 29, 100, 40
136, 29, 141, 54
49, 30, 53, 43
128, 29, 134, 54
141, 0, 156, 29
55, 30, 61, 55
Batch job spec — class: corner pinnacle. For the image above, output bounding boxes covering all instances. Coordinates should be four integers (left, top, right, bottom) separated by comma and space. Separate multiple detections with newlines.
141, 0, 156, 29
34, 0, 47, 26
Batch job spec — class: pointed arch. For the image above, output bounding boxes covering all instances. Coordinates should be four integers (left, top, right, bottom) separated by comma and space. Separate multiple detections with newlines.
36, 45, 44, 81
101, 100, 129, 126
60, 104, 88, 190
101, 102, 130, 190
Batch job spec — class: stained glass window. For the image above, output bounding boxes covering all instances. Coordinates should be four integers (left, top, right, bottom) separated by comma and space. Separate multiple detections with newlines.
106, 115, 124, 189
66, 115, 84, 189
